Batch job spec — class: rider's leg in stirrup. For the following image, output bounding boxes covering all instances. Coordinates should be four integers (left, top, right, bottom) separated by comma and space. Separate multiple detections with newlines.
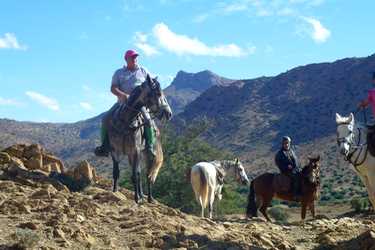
95, 124, 110, 157
141, 107, 156, 159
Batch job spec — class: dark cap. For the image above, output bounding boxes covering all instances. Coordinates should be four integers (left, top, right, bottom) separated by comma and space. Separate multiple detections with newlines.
372, 72, 375, 80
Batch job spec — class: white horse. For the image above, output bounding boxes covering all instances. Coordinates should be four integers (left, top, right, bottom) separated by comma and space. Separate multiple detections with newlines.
336, 113, 375, 208
190, 159, 250, 219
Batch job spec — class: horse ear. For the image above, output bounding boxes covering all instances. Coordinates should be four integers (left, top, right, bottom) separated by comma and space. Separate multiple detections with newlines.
349, 113, 354, 124
146, 74, 151, 82
316, 155, 320, 161
235, 158, 239, 164
335, 113, 341, 123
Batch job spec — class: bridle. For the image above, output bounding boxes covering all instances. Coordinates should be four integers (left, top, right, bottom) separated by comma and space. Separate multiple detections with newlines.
303, 161, 320, 185
337, 122, 368, 168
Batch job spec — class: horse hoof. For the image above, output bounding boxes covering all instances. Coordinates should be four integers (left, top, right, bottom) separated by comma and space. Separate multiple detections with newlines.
113, 186, 118, 192
148, 197, 155, 203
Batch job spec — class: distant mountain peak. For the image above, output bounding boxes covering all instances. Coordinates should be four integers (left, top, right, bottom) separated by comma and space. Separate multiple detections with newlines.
169, 69, 234, 91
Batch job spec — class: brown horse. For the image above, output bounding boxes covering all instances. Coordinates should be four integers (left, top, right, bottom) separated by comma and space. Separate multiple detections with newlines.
246, 155, 320, 221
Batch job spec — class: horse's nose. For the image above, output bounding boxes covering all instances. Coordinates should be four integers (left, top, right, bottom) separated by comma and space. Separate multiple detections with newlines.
340, 147, 348, 156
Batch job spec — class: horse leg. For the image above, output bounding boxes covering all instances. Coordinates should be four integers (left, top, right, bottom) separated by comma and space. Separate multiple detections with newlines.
309, 201, 316, 219
247, 181, 259, 218
301, 202, 307, 221
359, 173, 375, 208
112, 156, 120, 192
364, 171, 375, 209
259, 197, 272, 222
146, 153, 155, 203
208, 189, 215, 219
200, 200, 205, 218
130, 152, 143, 203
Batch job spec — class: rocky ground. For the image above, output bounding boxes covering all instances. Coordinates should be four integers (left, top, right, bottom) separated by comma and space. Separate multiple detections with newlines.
1, 145, 375, 250
1, 178, 375, 249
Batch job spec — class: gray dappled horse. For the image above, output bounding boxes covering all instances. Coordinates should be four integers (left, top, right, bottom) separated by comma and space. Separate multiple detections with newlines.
103, 75, 172, 203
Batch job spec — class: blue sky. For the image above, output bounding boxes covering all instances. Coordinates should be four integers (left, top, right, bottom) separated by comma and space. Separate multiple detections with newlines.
1, 0, 374, 123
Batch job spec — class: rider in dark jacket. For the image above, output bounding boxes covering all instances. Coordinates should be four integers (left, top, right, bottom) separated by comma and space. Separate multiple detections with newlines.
275, 136, 301, 199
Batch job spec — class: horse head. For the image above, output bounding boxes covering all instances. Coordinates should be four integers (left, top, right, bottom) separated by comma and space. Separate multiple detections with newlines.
131, 74, 172, 121
335, 113, 355, 157
304, 155, 321, 184
233, 158, 250, 185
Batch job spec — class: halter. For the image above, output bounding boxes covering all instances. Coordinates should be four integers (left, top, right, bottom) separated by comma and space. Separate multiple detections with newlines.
337, 122, 368, 168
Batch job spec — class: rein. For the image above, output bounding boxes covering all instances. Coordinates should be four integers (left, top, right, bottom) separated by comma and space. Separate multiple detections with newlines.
338, 123, 368, 168
346, 126, 368, 167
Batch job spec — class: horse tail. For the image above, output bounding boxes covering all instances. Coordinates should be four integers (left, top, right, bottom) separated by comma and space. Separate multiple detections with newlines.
247, 180, 258, 217
148, 138, 163, 184
199, 167, 209, 209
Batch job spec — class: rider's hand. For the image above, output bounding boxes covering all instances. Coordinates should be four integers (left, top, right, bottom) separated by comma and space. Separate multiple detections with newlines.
288, 165, 293, 170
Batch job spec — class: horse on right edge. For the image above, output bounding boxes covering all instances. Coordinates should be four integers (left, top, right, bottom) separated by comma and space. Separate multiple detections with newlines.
246, 155, 321, 222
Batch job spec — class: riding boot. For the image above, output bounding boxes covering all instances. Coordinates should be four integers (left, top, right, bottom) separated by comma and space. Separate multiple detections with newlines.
94, 126, 110, 157
144, 125, 156, 161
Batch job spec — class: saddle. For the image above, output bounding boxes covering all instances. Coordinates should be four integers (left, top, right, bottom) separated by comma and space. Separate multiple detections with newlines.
273, 173, 292, 194
104, 103, 144, 137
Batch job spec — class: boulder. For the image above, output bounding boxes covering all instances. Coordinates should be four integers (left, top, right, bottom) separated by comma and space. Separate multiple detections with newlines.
2, 144, 25, 159
23, 144, 42, 159
43, 153, 64, 173
66, 160, 97, 184
25, 154, 43, 170
0, 152, 11, 165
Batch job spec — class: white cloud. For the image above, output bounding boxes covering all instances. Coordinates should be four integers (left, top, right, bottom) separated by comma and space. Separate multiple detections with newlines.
0, 33, 27, 50
0, 97, 22, 106
133, 32, 160, 56
222, 2, 248, 13
80, 102, 93, 111
152, 23, 252, 57
193, 14, 210, 23
302, 16, 331, 43
25, 91, 59, 111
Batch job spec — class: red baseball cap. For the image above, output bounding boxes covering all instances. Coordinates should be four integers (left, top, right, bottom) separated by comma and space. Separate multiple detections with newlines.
124, 49, 139, 60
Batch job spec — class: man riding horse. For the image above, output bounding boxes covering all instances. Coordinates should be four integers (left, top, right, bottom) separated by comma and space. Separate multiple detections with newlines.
95, 49, 156, 159
358, 72, 375, 151
275, 136, 301, 200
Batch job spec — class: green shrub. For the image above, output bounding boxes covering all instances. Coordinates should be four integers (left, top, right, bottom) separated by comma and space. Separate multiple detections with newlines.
268, 205, 290, 223
350, 197, 370, 212
120, 122, 248, 215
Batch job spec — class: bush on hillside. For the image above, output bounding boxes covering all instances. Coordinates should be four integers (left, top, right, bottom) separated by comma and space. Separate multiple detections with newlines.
120, 121, 248, 215
351, 197, 370, 212
268, 205, 290, 223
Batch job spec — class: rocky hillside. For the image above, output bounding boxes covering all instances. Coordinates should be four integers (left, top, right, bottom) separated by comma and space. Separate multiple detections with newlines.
176, 54, 375, 153
0, 116, 114, 177
164, 70, 236, 114
1, 148, 375, 249
1, 54, 374, 201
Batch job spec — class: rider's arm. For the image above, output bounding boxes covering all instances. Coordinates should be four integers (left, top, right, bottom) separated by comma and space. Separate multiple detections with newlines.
275, 152, 286, 172
111, 71, 129, 103
111, 85, 129, 103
